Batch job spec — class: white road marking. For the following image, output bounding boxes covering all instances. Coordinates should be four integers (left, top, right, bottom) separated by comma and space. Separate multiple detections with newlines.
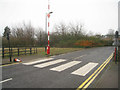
50, 61, 82, 72
34, 59, 66, 68
74, 55, 86, 60
71, 62, 98, 76
50, 56, 55, 58
0, 78, 12, 83
22, 58, 53, 65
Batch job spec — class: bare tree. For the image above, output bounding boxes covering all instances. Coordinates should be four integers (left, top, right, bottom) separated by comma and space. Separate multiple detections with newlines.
8, 22, 36, 47
107, 29, 115, 40
69, 22, 84, 37
53, 23, 68, 36
35, 27, 46, 46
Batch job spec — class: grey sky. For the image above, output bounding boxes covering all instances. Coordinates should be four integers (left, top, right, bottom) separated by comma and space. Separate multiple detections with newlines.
0, 0, 119, 35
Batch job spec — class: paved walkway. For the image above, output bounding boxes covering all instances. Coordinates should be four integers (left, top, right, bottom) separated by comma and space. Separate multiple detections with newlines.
90, 60, 119, 89
2, 54, 48, 65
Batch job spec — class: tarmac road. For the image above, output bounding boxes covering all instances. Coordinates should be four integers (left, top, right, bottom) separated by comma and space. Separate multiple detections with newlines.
2, 47, 114, 88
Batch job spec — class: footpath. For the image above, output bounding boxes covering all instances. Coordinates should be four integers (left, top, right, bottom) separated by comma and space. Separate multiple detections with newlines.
1, 54, 49, 65
90, 45, 119, 89
90, 60, 119, 89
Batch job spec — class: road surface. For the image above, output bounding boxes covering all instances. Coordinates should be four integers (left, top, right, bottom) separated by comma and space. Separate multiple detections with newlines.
2, 47, 114, 88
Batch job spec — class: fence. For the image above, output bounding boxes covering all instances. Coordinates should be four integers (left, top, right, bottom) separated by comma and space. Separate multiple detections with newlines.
0, 47, 37, 58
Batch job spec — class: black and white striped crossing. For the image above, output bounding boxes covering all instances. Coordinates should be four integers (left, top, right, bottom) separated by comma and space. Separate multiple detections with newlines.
23, 57, 98, 76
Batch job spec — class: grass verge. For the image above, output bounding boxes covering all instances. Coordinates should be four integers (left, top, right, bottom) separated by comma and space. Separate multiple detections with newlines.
2, 47, 83, 65
37, 47, 83, 56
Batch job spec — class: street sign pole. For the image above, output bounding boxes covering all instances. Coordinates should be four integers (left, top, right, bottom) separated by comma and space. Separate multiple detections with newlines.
8, 34, 12, 62
114, 31, 119, 63
4, 26, 12, 62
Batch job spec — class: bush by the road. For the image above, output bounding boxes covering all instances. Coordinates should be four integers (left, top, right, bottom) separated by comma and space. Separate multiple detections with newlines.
2, 22, 113, 48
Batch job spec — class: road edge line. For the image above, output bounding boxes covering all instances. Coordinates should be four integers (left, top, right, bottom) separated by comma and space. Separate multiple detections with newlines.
83, 53, 113, 88
76, 53, 113, 90
0, 62, 22, 67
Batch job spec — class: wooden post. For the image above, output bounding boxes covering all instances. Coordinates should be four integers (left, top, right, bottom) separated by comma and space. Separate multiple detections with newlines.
18, 48, 19, 56
25, 48, 26, 55
11, 48, 12, 57
34, 47, 35, 54
30, 48, 32, 54
36, 48, 37, 53
2, 47, 4, 58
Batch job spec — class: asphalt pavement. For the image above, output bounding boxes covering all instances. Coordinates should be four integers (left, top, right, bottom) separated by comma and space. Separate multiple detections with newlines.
1, 46, 118, 89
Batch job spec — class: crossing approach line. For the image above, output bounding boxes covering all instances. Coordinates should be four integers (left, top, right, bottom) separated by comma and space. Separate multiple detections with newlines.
50, 61, 81, 72
34, 59, 66, 68
22, 58, 53, 65
0, 78, 13, 84
76, 53, 113, 90
74, 55, 86, 60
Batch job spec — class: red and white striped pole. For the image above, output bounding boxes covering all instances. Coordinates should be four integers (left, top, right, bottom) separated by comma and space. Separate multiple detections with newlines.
47, 0, 50, 54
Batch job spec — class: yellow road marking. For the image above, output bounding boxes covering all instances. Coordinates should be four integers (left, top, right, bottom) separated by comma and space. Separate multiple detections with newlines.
0, 62, 22, 67
83, 54, 113, 88
76, 53, 113, 90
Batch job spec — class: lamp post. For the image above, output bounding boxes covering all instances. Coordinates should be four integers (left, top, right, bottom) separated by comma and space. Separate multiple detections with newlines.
45, 12, 53, 53
45, 13, 47, 52
46, 0, 53, 55
46, 12, 53, 55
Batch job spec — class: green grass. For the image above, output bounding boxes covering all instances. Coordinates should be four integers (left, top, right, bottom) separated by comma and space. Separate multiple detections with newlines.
2, 47, 83, 58
37, 47, 83, 56
50, 48, 83, 55
1, 47, 83, 65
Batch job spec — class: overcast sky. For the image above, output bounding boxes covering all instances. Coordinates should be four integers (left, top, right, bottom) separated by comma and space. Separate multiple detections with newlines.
0, 0, 119, 35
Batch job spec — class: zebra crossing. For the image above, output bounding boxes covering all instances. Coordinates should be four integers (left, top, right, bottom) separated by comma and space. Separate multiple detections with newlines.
22, 58, 98, 76
50, 61, 81, 72
34, 59, 66, 68
22, 58, 53, 65
71, 62, 98, 76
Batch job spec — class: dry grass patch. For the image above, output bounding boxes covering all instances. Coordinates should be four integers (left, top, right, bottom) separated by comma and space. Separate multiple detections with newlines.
37, 47, 83, 56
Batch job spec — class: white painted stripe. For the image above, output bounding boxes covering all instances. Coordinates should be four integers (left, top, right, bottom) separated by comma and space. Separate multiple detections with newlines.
48, 36, 49, 40
50, 61, 82, 72
50, 56, 55, 58
74, 55, 86, 60
22, 58, 53, 65
34, 59, 66, 68
0, 78, 12, 83
71, 62, 98, 76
